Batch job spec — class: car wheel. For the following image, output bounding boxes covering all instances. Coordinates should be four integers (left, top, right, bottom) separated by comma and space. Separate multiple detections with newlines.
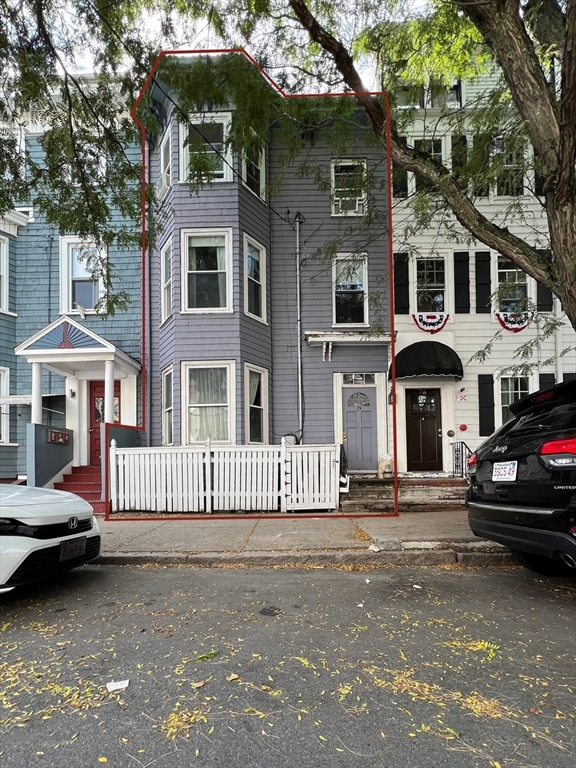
511, 549, 576, 577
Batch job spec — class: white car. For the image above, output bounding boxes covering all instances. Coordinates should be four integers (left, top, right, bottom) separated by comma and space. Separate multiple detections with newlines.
0, 485, 101, 593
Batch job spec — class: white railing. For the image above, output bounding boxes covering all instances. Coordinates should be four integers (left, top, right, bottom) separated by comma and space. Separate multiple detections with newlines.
109, 439, 340, 513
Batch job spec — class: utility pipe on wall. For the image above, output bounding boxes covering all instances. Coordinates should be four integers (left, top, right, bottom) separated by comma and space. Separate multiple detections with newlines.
295, 212, 305, 442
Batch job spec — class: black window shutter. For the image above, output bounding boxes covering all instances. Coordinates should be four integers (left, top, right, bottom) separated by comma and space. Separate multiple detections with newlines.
537, 281, 553, 312
478, 374, 495, 436
454, 252, 470, 313
563, 372, 576, 382
394, 253, 410, 314
475, 252, 491, 314
539, 373, 555, 391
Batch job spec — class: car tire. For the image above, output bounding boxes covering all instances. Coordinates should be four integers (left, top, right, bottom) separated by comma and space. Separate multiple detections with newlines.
511, 549, 576, 577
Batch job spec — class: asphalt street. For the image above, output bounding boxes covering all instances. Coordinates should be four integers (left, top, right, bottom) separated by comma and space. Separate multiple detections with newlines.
1, 564, 575, 768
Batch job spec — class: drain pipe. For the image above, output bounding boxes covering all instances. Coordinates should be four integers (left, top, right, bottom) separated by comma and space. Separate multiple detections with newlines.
295, 212, 305, 442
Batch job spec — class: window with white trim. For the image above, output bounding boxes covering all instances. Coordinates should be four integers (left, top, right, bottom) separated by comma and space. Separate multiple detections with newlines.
160, 240, 172, 323
331, 159, 366, 216
182, 229, 232, 313
245, 364, 268, 444
59, 237, 104, 315
414, 139, 443, 192
500, 376, 529, 424
183, 362, 235, 444
244, 235, 266, 322
416, 257, 445, 312
161, 367, 173, 446
333, 254, 368, 326
495, 139, 524, 197
0, 367, 9, 443
157, 129, 171, 199
179, 112, 232, 183
497, 256, 528, 312
0, 236, 8, 313
242, 145, 265, 198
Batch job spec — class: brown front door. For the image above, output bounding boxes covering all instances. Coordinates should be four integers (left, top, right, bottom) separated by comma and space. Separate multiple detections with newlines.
89, 381, 120, 466
406, 389, 443, 471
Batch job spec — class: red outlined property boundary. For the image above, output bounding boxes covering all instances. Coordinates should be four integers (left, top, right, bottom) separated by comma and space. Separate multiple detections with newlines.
104, 47, 398, 521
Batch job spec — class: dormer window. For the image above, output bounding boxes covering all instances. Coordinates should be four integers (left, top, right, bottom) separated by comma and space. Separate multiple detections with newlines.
331, 159, 366, 216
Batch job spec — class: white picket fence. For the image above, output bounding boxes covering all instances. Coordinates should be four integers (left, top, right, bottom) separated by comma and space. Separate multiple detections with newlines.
109, 439, 341, 513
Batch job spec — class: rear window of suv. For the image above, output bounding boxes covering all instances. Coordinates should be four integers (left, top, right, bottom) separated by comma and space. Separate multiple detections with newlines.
499, 401, 576, 438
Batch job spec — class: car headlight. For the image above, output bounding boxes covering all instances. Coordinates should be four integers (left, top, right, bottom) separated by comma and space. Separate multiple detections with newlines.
0, 518, 20, 534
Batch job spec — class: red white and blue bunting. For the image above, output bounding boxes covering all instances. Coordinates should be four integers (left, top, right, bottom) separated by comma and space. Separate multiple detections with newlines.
495, 310, 534, 333
412, 313, 450, 334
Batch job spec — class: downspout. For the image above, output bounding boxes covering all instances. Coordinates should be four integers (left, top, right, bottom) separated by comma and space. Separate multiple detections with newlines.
554, 296, 563, 383
295, 212, 304, 442
145, 139, 152, 445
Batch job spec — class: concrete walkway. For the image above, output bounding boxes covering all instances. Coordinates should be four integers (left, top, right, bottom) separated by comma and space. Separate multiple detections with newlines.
98, 509, 513, 567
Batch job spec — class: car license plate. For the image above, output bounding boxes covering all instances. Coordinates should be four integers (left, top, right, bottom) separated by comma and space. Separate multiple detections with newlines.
60, 536, 87, 562
492, 460, 518, 482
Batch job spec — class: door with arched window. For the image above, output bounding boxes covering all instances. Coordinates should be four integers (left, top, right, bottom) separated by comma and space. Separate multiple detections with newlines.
342, 388, 377, 471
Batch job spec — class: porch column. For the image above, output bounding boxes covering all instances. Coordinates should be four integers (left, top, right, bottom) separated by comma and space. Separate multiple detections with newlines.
104, 359, 115, 423
31, 362, 43, 424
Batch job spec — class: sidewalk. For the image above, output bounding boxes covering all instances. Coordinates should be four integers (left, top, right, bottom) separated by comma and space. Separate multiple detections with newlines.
98, 509, 513, 568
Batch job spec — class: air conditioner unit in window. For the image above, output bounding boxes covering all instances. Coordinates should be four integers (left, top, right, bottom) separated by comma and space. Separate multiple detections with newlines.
333, 196, 365, 216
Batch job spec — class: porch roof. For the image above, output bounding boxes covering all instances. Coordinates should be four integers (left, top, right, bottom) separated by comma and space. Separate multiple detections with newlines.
14, 316, 141, 378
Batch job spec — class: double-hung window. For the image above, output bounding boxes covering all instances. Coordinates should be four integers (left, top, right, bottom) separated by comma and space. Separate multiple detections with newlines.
182, 229, 232, 312
0, 236, 8, 313
161, 367, 173, 446
331, 159, 366, 216
244, 235, 266, 322
160, 240, 172, 323
180, 112, 232, 183
416, 257, 446, 312
501, 376, 529, 424
59, 236, 103, 315
242, 144, 265, 198
414, 139, 442, 192
245, 364, 268, 444
333, 254, 368, 326
157, 130, 171, 199
497, 257, 528, 312
184, 362, 234, 444
495, 139, 524, 197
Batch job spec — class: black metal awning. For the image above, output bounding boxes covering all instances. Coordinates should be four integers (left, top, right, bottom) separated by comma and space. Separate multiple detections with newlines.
391, 341, 463, 379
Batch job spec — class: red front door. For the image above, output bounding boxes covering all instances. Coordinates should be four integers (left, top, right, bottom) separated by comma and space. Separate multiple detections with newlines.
89, 381, 121, 466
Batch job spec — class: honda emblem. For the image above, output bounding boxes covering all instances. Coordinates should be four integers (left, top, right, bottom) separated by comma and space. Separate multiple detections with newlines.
68, 517, 79, 530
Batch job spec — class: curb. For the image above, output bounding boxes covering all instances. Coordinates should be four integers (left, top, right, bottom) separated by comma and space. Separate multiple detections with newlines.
97, 548, 514, 568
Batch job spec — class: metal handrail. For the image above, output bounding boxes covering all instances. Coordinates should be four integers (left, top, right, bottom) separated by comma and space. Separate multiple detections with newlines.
451, 441, 473, 479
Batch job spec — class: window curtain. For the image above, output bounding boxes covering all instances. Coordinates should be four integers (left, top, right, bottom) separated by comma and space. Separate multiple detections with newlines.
248, 370, 263, 442
188, 368, 228, 441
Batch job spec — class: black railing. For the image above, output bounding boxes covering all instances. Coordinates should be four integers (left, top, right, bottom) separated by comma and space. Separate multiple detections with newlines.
451, 441, 473, 479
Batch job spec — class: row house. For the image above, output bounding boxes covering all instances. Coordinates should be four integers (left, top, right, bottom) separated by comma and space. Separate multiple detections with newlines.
390, 74, 576, 474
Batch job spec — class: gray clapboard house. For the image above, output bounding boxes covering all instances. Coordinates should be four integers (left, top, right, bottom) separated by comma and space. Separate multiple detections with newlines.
148, 59, 391, 475
1, 54, 393, 510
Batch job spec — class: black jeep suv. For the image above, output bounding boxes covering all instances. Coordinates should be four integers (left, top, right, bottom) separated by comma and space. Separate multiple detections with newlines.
467, 378, 576, 576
